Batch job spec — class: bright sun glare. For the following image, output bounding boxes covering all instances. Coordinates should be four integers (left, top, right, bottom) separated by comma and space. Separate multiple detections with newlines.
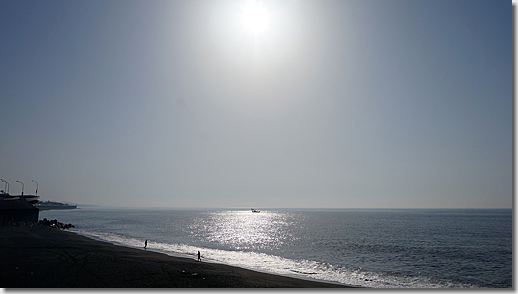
241, 1, 270, 34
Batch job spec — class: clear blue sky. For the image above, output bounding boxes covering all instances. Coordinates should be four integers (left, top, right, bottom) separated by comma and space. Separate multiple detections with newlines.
0, 0, 512, 208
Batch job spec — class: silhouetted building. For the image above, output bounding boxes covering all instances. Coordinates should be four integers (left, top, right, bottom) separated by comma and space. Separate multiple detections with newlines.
0, 199, 39, 225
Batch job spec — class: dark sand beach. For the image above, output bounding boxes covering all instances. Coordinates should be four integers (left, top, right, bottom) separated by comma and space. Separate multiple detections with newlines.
0, 225, 352, 288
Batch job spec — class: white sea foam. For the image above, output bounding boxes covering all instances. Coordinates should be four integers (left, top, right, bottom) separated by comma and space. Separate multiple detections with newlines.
71, 228, 469, 288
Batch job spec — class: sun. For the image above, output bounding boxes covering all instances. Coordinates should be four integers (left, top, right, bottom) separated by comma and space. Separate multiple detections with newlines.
241, 1, 270, 34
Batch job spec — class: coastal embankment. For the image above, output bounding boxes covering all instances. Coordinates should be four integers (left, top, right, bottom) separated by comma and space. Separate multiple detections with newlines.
0, 225, 351, 288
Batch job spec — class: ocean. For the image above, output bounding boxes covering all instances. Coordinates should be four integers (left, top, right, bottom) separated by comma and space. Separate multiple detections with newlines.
39, 207, 512, 288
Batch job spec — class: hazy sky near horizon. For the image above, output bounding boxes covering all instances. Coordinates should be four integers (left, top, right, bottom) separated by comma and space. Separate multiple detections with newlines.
0, 0, 512, 208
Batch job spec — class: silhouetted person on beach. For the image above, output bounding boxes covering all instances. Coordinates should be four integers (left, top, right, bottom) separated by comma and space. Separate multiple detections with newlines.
197, 251, 201, 262
144, 240, 147, 249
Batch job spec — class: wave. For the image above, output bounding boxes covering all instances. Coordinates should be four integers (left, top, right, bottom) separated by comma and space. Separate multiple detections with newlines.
70, 228, 473, 288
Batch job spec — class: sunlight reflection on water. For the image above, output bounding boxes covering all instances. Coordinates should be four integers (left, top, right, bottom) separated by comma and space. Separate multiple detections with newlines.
189, 210, 295, 251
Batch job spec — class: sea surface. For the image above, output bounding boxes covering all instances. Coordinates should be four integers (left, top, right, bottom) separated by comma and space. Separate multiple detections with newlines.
39, 207, 512, 288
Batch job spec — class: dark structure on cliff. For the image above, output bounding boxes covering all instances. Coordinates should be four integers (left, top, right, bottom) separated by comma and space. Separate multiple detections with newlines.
0, 199, 39, 225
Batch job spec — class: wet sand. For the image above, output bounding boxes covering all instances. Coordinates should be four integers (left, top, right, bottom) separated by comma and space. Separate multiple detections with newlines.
0, 225, 352, 288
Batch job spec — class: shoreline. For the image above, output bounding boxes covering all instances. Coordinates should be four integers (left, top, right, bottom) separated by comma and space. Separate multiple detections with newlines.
78, 232, 350, 287
0, 225, 354, 288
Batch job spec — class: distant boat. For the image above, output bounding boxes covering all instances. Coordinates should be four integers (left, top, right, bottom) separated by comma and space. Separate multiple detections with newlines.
251, 208, 260, 213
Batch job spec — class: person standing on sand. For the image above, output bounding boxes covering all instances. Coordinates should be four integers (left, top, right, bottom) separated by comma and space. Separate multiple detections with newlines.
144, 240, 147, 249
197, 251, 201, 262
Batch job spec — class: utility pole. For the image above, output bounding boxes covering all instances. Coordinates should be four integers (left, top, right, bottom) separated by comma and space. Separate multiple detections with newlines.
31, 180, 38, 196
0, 179, 9, 194
16, 181, 24, 196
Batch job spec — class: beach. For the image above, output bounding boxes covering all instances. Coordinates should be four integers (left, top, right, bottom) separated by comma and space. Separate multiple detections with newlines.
0, 225, 351, 288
